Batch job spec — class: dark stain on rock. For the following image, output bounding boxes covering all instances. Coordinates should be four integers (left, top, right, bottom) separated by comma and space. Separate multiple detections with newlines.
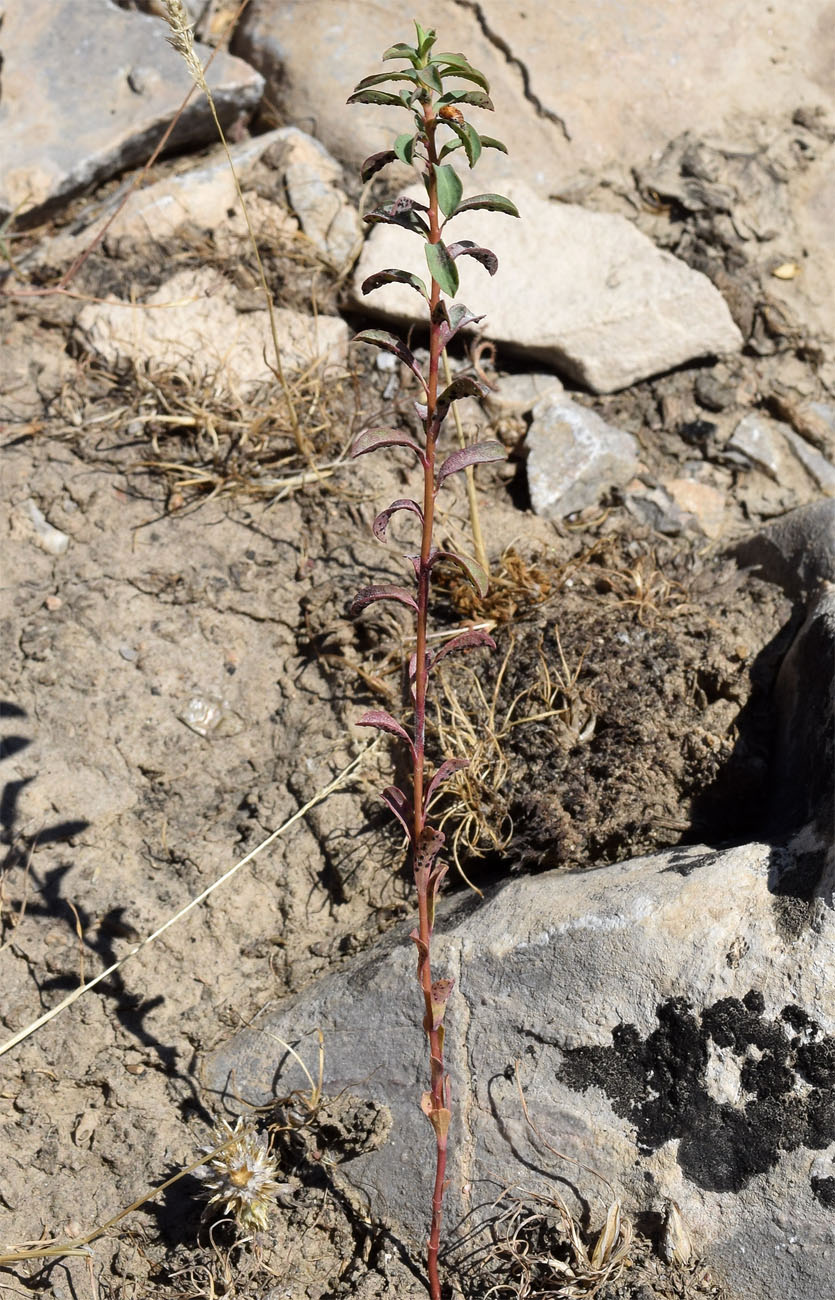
811, 1176, 835, 1208
558, 992, 835, 1194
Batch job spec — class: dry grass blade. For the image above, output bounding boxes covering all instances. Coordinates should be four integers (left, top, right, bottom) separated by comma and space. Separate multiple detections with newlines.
432, 627, 590, 882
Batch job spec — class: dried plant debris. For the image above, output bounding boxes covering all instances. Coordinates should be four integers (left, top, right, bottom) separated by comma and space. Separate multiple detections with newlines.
431, 533, 789, 877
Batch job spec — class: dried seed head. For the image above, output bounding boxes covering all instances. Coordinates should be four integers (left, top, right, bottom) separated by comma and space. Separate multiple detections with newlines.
162, 0, 208, 92
660, 1198, 693, 1267
196, 1116, 289, 1232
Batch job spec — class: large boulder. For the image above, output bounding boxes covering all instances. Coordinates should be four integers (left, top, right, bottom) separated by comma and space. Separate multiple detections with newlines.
0, 0, 264, 221
206, 839, 835, 1300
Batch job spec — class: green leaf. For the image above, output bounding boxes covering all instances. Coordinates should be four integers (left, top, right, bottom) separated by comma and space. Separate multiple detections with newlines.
347, 89, 403, 107
414, 21, 437, 58
425, 241, 459, 298
433, 163, 463, 218
353, 70, 418, 90
450, 192, 520, 218
383, 41, 418, 62
431, 51, 470, 68
443, 119, 481, 167
478, 135, 508, 154
416, 64, 443, 95
393, 132, 417, 165
361, 268, 429, 300
435, 64, 490, 92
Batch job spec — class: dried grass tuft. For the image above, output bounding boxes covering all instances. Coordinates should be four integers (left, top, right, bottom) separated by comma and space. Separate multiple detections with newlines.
484, 1190, 633, 1299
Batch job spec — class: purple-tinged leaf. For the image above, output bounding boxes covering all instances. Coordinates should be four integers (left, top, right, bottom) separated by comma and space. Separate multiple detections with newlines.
438, 303, 485, 350
424, 757, 469, 810
361, 268, 428, 300
424, 240, 459, 298
437, 89, 494, 111
448, 192, 520, 219
393, 131, 418, 164
354, 70, 419, 90
347, 89, 404, 107
350, 585, 419, 615
356, 709, 415, 758
381, 785, 414, 840
351, 427, 426, 464
434, 375, 489, 429
372, 498, 424, 542
429, 549, 489, 597
360, 150, 397, 182
413, 400, 428, 423
415, 825, 445, 875
437, 438, 505, 487
351, 330, 427, 388
440, 118, 483, 166
364, 197, 430, 237
431, 627, 496, 668
446, 240, 499, 275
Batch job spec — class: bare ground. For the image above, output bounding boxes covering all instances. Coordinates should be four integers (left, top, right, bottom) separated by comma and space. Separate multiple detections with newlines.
0, 129, 827, 1300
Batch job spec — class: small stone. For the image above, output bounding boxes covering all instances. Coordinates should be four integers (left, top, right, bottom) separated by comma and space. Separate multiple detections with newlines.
727, 413, 788, 479
664, 478, 727, 539
44, 595, 63, 611
782, 428, 835, 494
526, 395, 640, 518
22, 500, 70, 556
483, 371, 564, 419
694, 372, 736, 412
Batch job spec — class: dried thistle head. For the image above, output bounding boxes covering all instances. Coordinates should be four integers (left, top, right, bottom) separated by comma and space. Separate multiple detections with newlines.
196, 1115, 290, 1232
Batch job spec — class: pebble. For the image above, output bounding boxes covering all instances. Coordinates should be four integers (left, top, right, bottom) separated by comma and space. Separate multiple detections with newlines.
23, 499, 70, 556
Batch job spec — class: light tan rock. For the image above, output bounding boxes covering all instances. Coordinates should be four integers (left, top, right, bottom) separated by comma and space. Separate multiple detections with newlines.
664, 479, 727, 539
76, 267, 349, 398
265, 127, 363, 270
353, 181, 742, 392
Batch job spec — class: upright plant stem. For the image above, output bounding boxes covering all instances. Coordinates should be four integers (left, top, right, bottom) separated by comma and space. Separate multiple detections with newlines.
412, 103, 448, 1300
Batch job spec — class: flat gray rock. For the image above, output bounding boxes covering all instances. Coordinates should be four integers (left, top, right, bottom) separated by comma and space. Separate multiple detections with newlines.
206, 839, 835, 1300
351, 182, 742, 392
526, 395, 640, 517
0, 0, 264, 221
730, 499, 835, 600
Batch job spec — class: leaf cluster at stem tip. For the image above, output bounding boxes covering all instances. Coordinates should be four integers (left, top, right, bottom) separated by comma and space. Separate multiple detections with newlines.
348, 18, 519, 304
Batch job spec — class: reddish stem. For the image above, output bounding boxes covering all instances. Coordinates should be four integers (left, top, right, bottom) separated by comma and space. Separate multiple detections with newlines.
412, 98, 449, 1300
